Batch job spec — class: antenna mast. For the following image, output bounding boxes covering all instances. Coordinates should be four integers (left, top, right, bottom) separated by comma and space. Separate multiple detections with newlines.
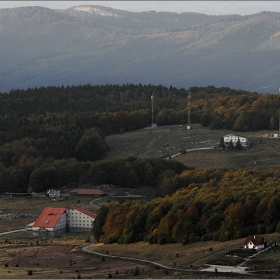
151, 94, 154, 128
187, 92, 191, 130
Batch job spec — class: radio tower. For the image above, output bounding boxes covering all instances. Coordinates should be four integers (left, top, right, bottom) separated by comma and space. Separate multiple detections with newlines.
187, 92, 191, 130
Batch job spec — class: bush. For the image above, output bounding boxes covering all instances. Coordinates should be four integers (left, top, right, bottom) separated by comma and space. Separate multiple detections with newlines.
133, 267, 139, 276
28, 270, 33, 275
108, 273, 112, 278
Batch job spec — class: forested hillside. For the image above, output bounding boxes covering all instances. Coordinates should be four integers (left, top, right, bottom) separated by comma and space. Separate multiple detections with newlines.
1, 6, 280, 92
0, 84, 280, 194
93, 167, 280, 244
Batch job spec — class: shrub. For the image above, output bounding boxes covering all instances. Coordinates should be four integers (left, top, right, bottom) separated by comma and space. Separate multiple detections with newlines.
108, 273, 112, 278
133, 267, 139, 276
28, 270, 33, 275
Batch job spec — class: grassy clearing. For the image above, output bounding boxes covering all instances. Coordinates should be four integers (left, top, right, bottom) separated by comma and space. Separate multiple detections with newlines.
88, 233, 280, 278
105, 124, 280, 170
88, 238, 246, 269
1, 226, 280, 278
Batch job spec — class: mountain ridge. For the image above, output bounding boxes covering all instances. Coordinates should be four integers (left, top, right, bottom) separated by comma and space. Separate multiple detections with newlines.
1, 6, 280, 93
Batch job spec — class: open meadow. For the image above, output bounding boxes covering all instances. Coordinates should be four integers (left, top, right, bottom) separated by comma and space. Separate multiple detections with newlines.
0, 230, 280, 279
105, 124, 280, 170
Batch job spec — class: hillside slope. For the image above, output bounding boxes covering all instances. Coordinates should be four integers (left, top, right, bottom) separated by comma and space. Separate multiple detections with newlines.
0, 6, 280, 93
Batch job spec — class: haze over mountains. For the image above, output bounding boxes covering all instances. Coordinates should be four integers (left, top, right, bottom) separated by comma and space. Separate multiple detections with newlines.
1, 5, 280, 93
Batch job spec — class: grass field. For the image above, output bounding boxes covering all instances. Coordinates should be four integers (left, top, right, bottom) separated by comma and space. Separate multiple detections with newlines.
105, 124, 280, 170
1, 231, 280, 279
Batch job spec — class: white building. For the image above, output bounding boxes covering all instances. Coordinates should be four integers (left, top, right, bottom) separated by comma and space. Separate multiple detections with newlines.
30, 205, 96, 236
66, 205, 96, 233
223, 134, 250, 149
244, 235, 267, 250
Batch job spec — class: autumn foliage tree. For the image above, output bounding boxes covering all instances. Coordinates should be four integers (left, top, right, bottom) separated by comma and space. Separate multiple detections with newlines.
94, 167, 280, 245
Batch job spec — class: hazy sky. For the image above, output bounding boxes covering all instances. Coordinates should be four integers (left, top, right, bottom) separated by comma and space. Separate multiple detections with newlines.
1, 1, 280, 16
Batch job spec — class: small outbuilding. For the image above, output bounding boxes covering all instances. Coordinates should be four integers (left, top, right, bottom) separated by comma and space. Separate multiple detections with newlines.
244, 235, 267, 250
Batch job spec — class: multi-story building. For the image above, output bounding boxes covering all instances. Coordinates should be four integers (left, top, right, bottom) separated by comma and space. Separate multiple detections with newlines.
30, 205, 96, 236
66, 205, 96, 233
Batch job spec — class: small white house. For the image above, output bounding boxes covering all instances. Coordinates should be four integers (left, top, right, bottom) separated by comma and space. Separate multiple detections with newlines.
244, 235, 267, 250
223, 134, 250, 149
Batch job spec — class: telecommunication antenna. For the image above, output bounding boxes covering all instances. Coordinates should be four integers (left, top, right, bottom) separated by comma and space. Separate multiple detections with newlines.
187, 92, 191, 130
151, 94, 154, 128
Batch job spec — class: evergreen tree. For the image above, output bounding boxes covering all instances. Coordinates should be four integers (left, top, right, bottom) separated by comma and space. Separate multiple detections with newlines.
219, 137, 225, 149
235, 137, 242, 150
228, 140, 234, 151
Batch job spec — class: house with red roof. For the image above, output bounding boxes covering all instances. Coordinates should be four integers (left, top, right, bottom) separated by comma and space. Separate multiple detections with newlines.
31, 205, 96, 236
244, 235, 267, 250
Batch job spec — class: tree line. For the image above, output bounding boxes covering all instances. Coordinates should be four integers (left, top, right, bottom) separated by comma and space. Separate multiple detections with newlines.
0, 154, 187, 194
92, 167, 280, 244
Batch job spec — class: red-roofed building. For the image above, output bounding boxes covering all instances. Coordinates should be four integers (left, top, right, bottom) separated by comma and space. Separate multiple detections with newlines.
244, 235, 267, 250
32, 207, 67, 236
31, 206, 96, 236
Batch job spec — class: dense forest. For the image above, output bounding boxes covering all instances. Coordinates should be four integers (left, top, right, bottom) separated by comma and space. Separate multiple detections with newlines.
0, 83, 279, 194
92, 167, 280, 244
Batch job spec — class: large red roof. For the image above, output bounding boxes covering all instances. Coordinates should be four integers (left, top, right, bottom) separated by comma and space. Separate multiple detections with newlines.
33, 207, 66, 228
68, 205, 96, 219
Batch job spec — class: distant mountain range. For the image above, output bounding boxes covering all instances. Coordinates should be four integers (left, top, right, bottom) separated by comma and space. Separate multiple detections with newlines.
1, 5, 280, 93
